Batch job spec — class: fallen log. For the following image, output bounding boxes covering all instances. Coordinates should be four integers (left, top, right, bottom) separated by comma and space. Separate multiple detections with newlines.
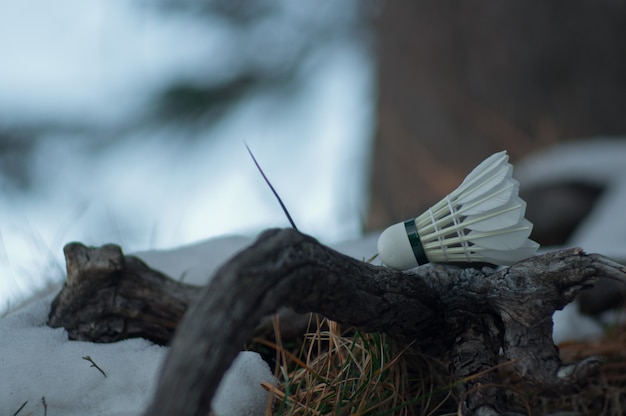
48, 228, 626, 415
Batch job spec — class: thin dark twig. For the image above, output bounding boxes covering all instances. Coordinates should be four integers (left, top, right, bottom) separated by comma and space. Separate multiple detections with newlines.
42, 397, 48, 416
245, 143, 298, 230
12, 401, 27, 416
82, 355, 107, 377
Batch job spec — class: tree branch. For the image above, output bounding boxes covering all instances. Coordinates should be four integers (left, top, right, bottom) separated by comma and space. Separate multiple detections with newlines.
47, 229, 626, 415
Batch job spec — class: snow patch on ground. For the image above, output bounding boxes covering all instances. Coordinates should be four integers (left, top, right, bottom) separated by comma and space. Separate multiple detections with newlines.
0, 288, 277, 416
133, 235, 253, 285
0, 234, 377, 416
212, 351, 277, 416
0, 293, 165, 416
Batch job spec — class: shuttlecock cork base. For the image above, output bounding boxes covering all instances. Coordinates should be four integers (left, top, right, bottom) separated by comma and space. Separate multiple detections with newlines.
377, 151, 539, 271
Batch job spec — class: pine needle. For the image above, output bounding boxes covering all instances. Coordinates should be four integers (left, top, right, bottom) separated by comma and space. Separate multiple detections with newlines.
245, 143, 298, 230
12, 401, 27, 416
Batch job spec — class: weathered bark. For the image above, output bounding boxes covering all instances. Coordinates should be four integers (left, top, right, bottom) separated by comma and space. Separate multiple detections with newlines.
48, 243, 199, 345
48, 229, 626, 416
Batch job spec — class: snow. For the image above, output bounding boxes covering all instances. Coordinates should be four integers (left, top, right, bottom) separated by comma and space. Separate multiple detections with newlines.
516, 138, 626, 343
0, 293, 166, 416
552, 302, 605, 344
212, 351, 277, 416
133, 235, 253, 284
0, 290, 277, 416
0, 234, 375, 416
517, 138, 626, 263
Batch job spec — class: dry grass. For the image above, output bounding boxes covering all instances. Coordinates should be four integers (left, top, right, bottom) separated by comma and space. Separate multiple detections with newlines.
256, 315, 455, 416
251, 309, 626, 416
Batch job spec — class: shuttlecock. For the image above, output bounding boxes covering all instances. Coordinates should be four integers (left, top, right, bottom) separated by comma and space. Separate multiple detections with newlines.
377, 151, 539, 270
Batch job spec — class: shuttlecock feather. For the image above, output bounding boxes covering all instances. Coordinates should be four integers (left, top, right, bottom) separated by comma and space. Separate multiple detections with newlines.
377, 151, 539, 270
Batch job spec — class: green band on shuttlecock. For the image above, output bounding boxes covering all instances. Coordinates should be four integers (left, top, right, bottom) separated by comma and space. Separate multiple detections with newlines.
404, 219, 428, 265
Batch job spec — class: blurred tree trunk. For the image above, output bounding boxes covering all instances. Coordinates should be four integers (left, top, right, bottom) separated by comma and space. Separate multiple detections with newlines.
368, 0, 626, 231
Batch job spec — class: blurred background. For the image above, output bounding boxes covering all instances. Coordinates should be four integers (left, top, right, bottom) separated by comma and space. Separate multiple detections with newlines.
1, 0, 626, 313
